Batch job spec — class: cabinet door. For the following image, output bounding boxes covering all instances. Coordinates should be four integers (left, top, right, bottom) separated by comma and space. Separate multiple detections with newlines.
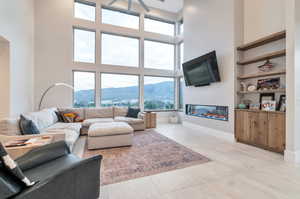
268, 113, 285, 153
249, 112, 268, 147
235, 111, 251, 142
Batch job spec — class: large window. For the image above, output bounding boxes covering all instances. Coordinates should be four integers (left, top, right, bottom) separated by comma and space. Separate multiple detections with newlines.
101, 74, 139, 107
74, 1, 96, 22
101, 33, 139, 67
74, 28, 95, 63
102, 7, 139, 29
144, 76, 175, 110
144, 40, 175, 70
144, 17, 175, 36
73, 71, 96, 107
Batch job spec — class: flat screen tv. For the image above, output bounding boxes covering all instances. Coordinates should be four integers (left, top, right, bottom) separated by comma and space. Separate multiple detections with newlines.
183, 51, 220, 87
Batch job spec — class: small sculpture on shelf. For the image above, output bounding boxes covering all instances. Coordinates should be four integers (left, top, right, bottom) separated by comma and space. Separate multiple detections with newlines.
247, 84, 257, 92
258, 60, 275, 72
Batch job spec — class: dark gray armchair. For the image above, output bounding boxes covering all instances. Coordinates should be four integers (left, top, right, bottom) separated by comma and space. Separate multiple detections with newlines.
0, 141, 102, 199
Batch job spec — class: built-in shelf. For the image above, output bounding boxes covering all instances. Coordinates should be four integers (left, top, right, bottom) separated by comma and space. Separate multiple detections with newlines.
237, 89, 286, 95
237, 50, 286, 65
237, 31, 286, 51
235, 109, 285, 114
237, 70, 286, 80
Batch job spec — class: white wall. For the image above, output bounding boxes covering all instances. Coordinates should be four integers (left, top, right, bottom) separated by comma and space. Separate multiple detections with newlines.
0, 0, 35, 117
244, 0, 285, 43
183, 0, 242, 134
0, 40, 10, 118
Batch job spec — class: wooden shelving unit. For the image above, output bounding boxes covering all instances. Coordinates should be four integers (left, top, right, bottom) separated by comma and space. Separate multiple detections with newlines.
237, 89, 286, 95
235, 109, 285, 114
237, 70, 286, 80
235, 30, 286, 154
237, 31, 286, 51
237, 49, 286, 65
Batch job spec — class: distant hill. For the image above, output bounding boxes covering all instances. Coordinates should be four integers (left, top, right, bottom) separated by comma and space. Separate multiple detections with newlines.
74, 81, 174, 104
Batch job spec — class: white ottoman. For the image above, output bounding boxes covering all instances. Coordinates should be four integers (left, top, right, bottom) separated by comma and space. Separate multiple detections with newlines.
87, 122, 134, 150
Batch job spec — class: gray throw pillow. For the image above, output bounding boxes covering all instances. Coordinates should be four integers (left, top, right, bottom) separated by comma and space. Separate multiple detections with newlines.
126, 108, 140, 118
19, 115, 40, 135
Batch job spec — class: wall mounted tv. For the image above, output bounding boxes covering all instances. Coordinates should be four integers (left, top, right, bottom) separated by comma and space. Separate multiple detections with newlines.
182, 51, 221, 87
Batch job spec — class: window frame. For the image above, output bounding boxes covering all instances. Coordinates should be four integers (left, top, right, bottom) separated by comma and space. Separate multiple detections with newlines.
73, 27, 96, 64
101, 5, 140, 30
143, 75, 176, 112
144, 15, 176, 36
100, 72, 141, 108
74, 0, 97, 22
144, 39, 176, 71
101, 32, 141, 68
72, 70, 97, 108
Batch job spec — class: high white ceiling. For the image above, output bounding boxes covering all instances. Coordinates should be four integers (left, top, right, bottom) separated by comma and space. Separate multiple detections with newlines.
134, 0, 183, 13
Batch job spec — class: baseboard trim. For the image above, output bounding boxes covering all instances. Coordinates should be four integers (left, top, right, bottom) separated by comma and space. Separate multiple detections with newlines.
284, 149, 300, 163
182, 121, 235, 143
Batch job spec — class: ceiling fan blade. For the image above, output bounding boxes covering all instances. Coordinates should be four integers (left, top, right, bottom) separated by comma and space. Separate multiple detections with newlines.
128, 0, 132, 10
137, 0, 150, 12
108, 0, 118, 6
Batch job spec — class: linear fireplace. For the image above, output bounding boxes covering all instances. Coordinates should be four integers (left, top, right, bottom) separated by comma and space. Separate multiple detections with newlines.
186, 104, 229, 121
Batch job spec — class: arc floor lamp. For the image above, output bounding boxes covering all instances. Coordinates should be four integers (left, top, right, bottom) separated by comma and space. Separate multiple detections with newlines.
38, 83, 74, 110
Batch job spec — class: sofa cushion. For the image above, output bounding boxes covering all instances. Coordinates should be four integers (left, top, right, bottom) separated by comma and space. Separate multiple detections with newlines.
85, 107, 113, 119
43, 123, 81, 150
0, 118, 21, 136
114, 116, 144, 125
82, 118, 114, 128
88, 122, 133, 137
114, 107, 128, 117
23, 108, 58, 131
58, 108, 85, 120
19, 115, 40, 135
44, 123, 81, 135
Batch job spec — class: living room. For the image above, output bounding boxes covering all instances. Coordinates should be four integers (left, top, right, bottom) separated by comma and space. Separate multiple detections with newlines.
1, 0, 300, 198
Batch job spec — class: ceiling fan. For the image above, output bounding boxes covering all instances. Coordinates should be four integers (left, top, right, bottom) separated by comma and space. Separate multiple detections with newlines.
108, 0, 165, 12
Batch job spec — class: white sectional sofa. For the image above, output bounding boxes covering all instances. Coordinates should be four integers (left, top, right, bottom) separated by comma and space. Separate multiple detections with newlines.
0, 107, 145, 151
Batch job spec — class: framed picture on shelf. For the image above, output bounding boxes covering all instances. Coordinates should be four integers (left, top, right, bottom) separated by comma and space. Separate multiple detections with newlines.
278, 95, 286, 112
259, 93, 275, 109
257, 78, 280, 91
261, 100, 276, 111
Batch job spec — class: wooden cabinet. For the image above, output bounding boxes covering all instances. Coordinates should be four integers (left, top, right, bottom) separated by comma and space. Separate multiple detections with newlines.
144, 112, 157, 129
235, 109, 285, 153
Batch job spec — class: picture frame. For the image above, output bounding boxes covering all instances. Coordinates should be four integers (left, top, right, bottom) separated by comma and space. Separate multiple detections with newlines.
261, 100, 276, 111
257, 78, 280, 91
259, 93, 275, 109
278, 95, 286, 112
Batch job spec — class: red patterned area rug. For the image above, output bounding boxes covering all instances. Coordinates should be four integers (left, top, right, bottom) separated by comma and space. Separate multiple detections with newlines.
83, 130, 210, 185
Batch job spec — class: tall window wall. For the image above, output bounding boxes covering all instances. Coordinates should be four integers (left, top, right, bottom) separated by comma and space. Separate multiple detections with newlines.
73, 2, 184, 111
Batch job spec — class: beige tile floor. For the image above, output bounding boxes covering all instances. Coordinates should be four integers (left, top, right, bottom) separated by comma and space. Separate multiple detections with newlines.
75, 124, 300, 199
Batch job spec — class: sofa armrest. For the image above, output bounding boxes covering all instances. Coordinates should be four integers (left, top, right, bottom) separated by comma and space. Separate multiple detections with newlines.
14, 155, 102, 199
16, 141, 70, 171
138, 112, 145, 120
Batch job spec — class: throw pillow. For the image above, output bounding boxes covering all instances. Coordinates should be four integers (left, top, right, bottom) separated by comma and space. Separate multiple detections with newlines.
60, 112, 84, 123
126, 108, 140, 118
19, 115, 40, 135
0, 142, 36, 187
55, 111, 64, 122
